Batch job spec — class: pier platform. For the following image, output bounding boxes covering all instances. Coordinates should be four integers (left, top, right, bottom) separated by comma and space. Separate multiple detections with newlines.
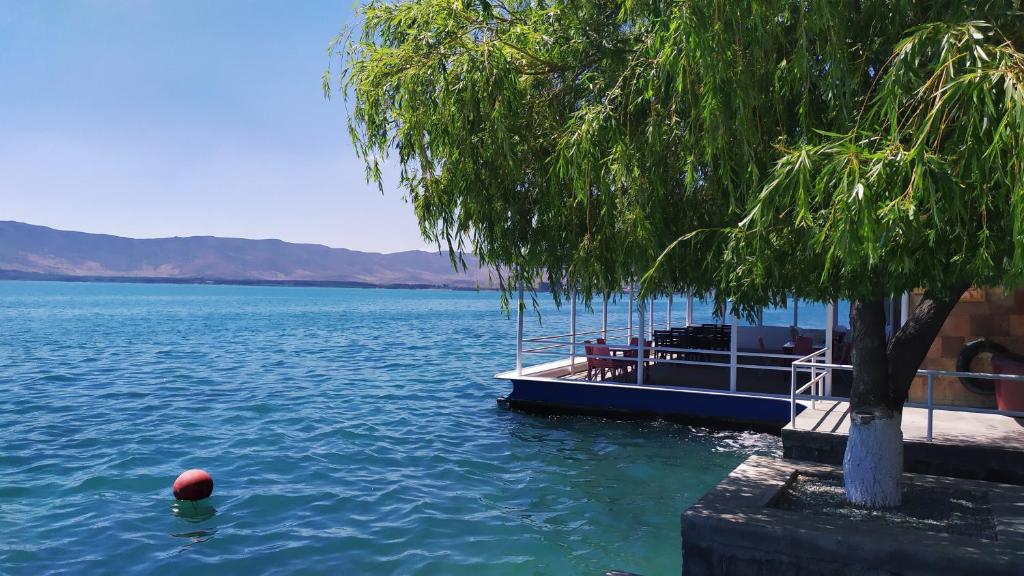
783, 400, 1024, 484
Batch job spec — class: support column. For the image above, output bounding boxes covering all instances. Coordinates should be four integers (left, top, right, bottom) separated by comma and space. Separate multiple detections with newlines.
826, 301, 835, 396
636, 296, 646, 386
570, 290, 577, 371
686, 292, 694, 326
649, 297, 655, 336
792, 296, 799, 328
730, 306, 739, 392
667, 294, 673, 329
602, 294, 608, 342
628, 285, 634, 340
516, 282, 524, 376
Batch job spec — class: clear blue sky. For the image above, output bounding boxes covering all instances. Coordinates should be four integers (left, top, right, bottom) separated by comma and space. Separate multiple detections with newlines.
0, 1, 430, 253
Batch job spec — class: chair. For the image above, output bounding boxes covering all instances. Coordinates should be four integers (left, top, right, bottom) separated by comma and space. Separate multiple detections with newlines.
793, 336, 814, 356
653, 330, 673, 359
715, 327, 731, 351
584, 342, 618, 381
759, 335, 784, 368
670, 328, 689, 359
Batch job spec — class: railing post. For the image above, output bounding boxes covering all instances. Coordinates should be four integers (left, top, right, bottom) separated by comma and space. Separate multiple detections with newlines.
790, 362, 797, 428
628, 285, 634, 340
602, 293, 608, 342
810, 362, 816, 409
667, 294, 673, 329
927, 373, 934, 441
649, 297, 655, 336
729, 307, 738, 392
825, 302, 834, 397
516, 282, 524, 376
636, 296, 646, 386
686, 292, 693, 326
570, 290, 577, 372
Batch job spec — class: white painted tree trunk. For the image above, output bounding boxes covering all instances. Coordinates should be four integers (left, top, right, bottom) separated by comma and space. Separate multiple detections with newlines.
843, 410, 903, 508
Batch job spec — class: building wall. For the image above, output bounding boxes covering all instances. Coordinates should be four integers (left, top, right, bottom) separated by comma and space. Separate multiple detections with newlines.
906, 287, 1024, 408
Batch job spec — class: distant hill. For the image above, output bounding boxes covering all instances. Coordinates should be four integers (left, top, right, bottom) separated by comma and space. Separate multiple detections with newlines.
0, 221, 495, 288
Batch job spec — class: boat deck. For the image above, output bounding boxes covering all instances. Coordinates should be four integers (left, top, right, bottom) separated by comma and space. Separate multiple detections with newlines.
498, 356, 807, 429
783, 400, 1024, 483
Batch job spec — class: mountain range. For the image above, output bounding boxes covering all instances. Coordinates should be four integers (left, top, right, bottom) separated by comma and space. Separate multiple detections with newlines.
0, 221, 494, 288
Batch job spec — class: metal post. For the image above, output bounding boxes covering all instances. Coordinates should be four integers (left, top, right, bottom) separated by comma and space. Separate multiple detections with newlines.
825, 301, 834, 397
602, 294, 608, 341
730, 307, 738, 392
628, 285, 634, 340
516, 283, 524, 376
792, 296, 799, 328
927, 373, 934, 441
667, 294, 673, 329
810, 363, 816, 409
686, 292, 694, 326
570, 290, 577, 372
790, 363, 798, 428
649, 297, 655, 336
636, 297, 646, 386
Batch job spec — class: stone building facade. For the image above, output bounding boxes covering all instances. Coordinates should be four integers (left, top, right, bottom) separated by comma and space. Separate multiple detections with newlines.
907, 287, 1024, 408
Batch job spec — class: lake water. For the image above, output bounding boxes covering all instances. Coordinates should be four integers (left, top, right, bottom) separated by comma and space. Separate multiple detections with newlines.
0, 281, 784, 575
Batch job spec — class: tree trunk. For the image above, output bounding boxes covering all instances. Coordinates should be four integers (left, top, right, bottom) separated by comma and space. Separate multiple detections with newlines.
844, 299, 902, 507
843, 289, 966, 508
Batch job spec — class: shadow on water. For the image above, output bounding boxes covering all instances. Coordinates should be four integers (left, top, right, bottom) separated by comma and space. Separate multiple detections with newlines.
170, 499, 217, 546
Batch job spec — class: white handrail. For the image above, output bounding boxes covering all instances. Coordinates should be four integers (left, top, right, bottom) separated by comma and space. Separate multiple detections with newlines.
515, 331, 1023, 442
789, 354, 1024, 440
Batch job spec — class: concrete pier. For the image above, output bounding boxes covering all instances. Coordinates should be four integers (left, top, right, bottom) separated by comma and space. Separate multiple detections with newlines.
783, 401, 1024, 484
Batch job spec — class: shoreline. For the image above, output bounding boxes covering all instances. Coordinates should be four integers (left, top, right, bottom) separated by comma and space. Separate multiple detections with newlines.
0, 269, 498, 292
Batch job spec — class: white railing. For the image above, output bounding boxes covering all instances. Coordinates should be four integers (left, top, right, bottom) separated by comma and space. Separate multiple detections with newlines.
519, 325, 818, 396
789, 348, 829, 425
790, 354, 1024, 441
517, 331, 1024, 442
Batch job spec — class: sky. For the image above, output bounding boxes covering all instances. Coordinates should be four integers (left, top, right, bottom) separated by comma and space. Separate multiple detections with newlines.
0, 1, 431, 253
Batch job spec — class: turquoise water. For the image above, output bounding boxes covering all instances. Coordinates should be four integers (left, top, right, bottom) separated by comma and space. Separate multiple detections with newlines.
0, 281, 780, 575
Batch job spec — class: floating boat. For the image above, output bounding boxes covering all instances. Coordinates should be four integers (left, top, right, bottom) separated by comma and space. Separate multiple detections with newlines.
496, 289, 857, 430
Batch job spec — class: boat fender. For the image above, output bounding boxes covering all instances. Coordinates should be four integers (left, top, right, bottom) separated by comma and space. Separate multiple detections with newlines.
173, 469, 214, 501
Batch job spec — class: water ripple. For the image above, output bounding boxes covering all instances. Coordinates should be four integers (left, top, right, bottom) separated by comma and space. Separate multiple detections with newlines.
0, 282, 779, 575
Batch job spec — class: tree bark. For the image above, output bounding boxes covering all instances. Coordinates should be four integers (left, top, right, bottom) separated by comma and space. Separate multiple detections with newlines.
843, 288, 967, 508
887, 289, 968, 405
844, 299, 902, 507
848, 300, 891, 412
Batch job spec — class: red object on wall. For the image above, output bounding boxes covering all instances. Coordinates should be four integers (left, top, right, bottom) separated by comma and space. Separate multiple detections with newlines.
172, 469, 214, 501
991, 356, 1024, 413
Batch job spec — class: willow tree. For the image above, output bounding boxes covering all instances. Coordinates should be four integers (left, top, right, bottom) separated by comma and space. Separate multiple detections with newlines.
337, 0, 1024, 507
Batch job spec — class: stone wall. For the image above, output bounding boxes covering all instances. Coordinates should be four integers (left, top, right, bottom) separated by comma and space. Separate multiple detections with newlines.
681, 456, 1024, 576
907, 287, 1024, 408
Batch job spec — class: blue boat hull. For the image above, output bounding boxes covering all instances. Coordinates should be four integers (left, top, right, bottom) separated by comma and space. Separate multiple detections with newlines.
506, 378, 801, 430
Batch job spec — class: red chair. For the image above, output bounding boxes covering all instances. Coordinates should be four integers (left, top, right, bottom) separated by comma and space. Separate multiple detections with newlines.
584, 342, 618, 381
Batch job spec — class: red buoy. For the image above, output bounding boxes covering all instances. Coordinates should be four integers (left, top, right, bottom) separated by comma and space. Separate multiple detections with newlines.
173, 469, 214, 501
